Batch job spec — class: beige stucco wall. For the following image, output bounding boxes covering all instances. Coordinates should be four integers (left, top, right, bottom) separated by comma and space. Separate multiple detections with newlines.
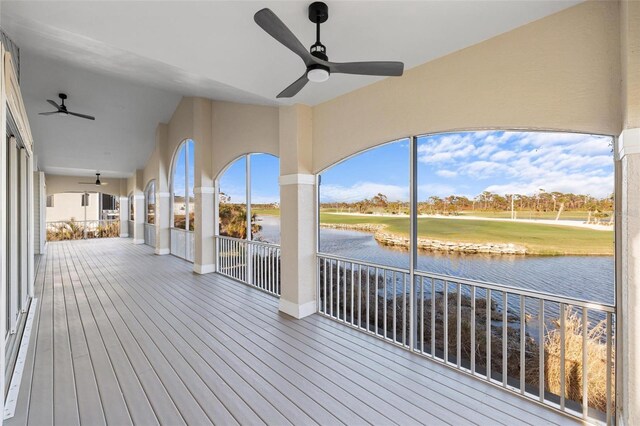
311, 0, 622, 173
211, 100, 279, 178
46, 192, 100, 222
45, 174, 126, 198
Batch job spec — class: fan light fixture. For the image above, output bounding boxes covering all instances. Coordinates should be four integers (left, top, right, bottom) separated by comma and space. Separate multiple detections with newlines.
307, 65, 330, 83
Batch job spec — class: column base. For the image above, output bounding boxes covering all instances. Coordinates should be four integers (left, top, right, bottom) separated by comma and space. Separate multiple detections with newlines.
193, 263, 215, 274
119, 233, 129, 238
278, 298, 317, 319
155, 248, 170, 255
132, 239, 145, 245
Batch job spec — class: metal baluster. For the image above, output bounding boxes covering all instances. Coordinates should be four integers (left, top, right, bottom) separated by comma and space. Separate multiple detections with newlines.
606, 312, 612, 426
343, 262, 347, 322
420, 277, 424, 353
503, 291, 508, 387
431, 278, 436, 359
366, 266, 370, 332
403, 273, 407, 346
374, 267, 379, 335
560, 303, 566, 411
457, 283, 462, 368
471, 286, 476, 374
323, 258, 327, 314
351, 263, 355, 325
539, 299, 545, 402
358, 264, 362, 329
329, 260, 334, 318
444, 282, 448, 364
487, 288, 492, 381
337, 261, 342, 320
582, 307, 588, 419
383, 270, 387, 339
520, 295, 525, 394
393, 272, 398, 343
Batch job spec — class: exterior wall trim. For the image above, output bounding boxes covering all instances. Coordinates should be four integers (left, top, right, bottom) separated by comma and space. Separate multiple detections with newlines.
278, 298, 317, 319
194, 263, 215, 274
618, 128, 640, 159
193, 187, 215, 194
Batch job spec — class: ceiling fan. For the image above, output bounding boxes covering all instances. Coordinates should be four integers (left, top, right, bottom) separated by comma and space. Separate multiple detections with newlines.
79, 172, 108, 186
254, 2, 404, 98
39, 93, 95, 121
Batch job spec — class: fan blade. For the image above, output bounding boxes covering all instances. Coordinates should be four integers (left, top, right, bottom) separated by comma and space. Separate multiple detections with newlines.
78, 182, 96, 185
99, 182, 109, 186
277, 74, 309, 98
254, 8, 315, 67
67, 111, 95, 121
328, 61, 404, 77
38, 111, 60, 116
47, 99, 61, 110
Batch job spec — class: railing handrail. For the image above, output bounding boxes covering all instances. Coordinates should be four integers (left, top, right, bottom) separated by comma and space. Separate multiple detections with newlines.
317, 252, 409, 274
46, 219, 119, 224
144, 223, 156, 227
170, 227, 194, 234
317, 252, 615, 312
215, 234, 281, 249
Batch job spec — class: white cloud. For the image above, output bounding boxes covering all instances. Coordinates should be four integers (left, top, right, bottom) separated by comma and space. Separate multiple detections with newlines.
436, 169, 457, 178
490, 150, 516, 161
321, 182, 409, 202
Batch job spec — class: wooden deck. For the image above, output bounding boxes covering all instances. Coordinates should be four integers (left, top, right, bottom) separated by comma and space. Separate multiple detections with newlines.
7, 239, 578, 426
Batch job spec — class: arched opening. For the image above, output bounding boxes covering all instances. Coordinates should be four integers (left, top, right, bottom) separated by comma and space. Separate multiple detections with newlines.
215, 153, 281, 294
127, 191, 134, 238
317, 130, 615, 419
170, 139, 195, 261
144, 180, 156, 247
45, 191, 120, 241
171, 139, 195, 231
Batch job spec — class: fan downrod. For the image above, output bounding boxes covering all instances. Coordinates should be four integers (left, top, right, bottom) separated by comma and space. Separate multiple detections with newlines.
308, 2, 329, 61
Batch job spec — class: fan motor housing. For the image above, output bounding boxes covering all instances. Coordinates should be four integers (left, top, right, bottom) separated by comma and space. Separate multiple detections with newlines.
308, 2, 328, 24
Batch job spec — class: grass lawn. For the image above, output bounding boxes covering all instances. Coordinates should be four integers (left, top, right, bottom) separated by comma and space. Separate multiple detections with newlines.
319, 213, 613, 256
252, 207, 281, 216
458, 210, 606, 221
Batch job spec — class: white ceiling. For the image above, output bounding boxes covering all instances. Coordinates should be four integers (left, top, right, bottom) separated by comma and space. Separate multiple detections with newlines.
1, 0, 581, 177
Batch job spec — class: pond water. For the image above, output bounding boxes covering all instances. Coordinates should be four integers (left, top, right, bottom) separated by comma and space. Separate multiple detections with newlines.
254, 215, 615, 305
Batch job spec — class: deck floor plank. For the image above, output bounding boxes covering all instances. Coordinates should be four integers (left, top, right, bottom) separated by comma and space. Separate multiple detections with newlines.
7, 239, 582, 426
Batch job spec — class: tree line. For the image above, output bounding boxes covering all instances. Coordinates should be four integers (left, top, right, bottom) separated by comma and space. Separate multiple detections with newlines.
321, 190, 614, 219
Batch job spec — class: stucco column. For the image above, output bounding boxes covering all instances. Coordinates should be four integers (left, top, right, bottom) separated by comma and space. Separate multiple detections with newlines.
119, 196, 129, 238
619, 2, 639, 423
155, 192, 170, 254
132, 194, 145, 244
194, 187, 215, 273
192, 98, 214, 274
618, 128, 640, 425
278, 104, 317, 318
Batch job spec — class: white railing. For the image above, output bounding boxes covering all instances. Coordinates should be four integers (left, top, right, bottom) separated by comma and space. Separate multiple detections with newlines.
128, 220, 134, 238
317, 253, 616, 425
170, 227, 194, 262
144, 223, 156, 247
46, 220, 120, 240
216, 235, 281, 296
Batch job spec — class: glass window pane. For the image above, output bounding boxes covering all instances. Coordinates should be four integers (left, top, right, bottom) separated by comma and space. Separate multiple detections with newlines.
250, 153, 280, 243
218, 156, 247, 238
416, 131, 614, 303
319, 139, 410, 269
187, 140, 195, 231
172, 144, 187, 229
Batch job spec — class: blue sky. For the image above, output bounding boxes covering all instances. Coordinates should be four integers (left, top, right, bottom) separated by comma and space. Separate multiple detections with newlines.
172, 140, 195, 197
219, 153, 280, 204
320, 131, 614, 203
178, 132, 614, 204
